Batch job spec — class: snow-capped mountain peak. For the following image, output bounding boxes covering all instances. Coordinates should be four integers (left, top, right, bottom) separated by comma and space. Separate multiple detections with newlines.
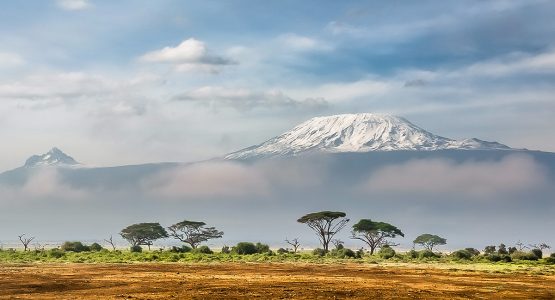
225, 113, 512, 159
24, 147, 80, 168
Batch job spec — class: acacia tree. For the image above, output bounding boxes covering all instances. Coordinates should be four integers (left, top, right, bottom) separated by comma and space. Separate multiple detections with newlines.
351, 219, 404, 255
167, 220, 223, 249
120, 223, 168, 250
413, 234, 447, 251
297, 211, 349, 252
18, 234, 35, 251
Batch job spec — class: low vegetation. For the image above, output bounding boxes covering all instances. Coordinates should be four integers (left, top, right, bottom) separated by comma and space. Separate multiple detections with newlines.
0, 211, 551, 268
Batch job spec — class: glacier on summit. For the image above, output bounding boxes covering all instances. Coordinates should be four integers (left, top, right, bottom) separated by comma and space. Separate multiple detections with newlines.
225, 113, 512, 159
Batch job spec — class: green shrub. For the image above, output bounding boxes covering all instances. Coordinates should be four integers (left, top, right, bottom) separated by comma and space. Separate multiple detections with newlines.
464, 248, 480, 256
330, 248, 356, 258
171, 245, 192, 253
48, 249, 65, 258
407, 250, 418, 259
511, 251, 538, 261
486, 254, 502, 262
531, 249, 543, 259
544, 257, 555, 264
451, 249, 472, 260
90, 243, 103, 252
501, 255, 512, 262
355, 248, 365, 258
551, 253, 555, 258
277, 248, 288, 254
255, 243, 271, 254
221, 246, 230, 254
193, 245, 213, 254
419, 250, 439, 259
312, 248, 326, 257
61, 241, 90, 252
378, 246, 396, 259
232, 242, 258, 255
130, 245, 142, 253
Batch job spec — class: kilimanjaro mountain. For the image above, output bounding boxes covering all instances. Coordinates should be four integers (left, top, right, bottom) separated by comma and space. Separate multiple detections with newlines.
225, 113, 513, 159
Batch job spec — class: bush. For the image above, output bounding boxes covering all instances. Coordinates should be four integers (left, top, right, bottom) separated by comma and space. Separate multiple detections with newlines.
531, 249, 543, 259
378, 246, 396, 259
312, 248, 326, 257
356, 248, 365, 258
48, 249, 65, 258
61, 241, 90, 252
277, 248, 288, 254
330, 248, 356, 258
486, 254, 502, 262
464, 248, 480, 256
451, 249, 472, 260
90, 243, 103, 252
232, 242, 258, 255
501, 255, 512, 262
130, 245, 142, 253
551, 253, 555, 258
193, 245, 213, 254
511, 251, 538, 261
419, 250, 439, 259
407, 249, 418, 259
170, 245, 192, 253
221, 246, 230, 254
255, 243, 271, 254
544, 257, 555, 264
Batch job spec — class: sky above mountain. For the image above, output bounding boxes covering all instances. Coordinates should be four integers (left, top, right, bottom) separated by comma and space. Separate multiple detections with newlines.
1, 0, 555, 170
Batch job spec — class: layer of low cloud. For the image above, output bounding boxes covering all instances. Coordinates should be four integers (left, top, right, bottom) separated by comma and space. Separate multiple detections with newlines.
142, 162, 270, 199
140, 38, 234, 73
361, 154, 548, 197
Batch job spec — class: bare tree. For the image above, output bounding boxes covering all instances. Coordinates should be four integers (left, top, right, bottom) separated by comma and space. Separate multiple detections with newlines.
285, 238, 301, 253
104, 235, 117, 251
529, 243, 551, 251
18, 234, 35, 251
516, 240, 528, 251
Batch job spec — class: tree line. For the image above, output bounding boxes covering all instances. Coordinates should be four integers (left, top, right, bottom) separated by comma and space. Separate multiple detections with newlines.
5, 210, 551, 262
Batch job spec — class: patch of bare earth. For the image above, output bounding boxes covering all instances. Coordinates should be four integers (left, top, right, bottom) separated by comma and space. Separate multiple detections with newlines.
0, 263, 554, 299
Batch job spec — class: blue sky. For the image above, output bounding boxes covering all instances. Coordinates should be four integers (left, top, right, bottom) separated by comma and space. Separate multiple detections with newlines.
1, 0, 555, 169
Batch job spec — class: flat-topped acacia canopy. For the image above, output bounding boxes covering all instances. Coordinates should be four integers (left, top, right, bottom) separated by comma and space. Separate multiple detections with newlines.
297, 211, 347, 223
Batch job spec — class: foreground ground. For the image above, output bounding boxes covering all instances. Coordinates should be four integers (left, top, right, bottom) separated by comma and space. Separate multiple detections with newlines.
1, 262, 554, 299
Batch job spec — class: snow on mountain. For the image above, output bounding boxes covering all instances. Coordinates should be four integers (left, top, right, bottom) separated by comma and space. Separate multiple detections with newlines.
225, 113, 512, 159
23, 147, 81, 168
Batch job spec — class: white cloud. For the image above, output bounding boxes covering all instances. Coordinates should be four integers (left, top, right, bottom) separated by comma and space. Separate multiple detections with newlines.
0, 71, 160, 114
140, 38, 233, 73
174, 86, 329, 111
0, 52, 25, 67
361, 154, 548, 198
0, 169, 87, 202
56, 0, 91, 11
460, 49, 555, 77
142, 162, 270, 199
277, 34, 330, 51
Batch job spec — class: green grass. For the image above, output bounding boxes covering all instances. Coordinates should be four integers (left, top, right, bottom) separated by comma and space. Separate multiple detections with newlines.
0, 248, 554, 274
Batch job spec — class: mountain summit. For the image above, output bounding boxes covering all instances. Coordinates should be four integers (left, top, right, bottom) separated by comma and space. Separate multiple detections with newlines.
24, 147, 80, 168
225, 113, 512, 159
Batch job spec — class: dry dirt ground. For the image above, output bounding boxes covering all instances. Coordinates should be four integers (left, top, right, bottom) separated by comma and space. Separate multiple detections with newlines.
0, 263, 554, 299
